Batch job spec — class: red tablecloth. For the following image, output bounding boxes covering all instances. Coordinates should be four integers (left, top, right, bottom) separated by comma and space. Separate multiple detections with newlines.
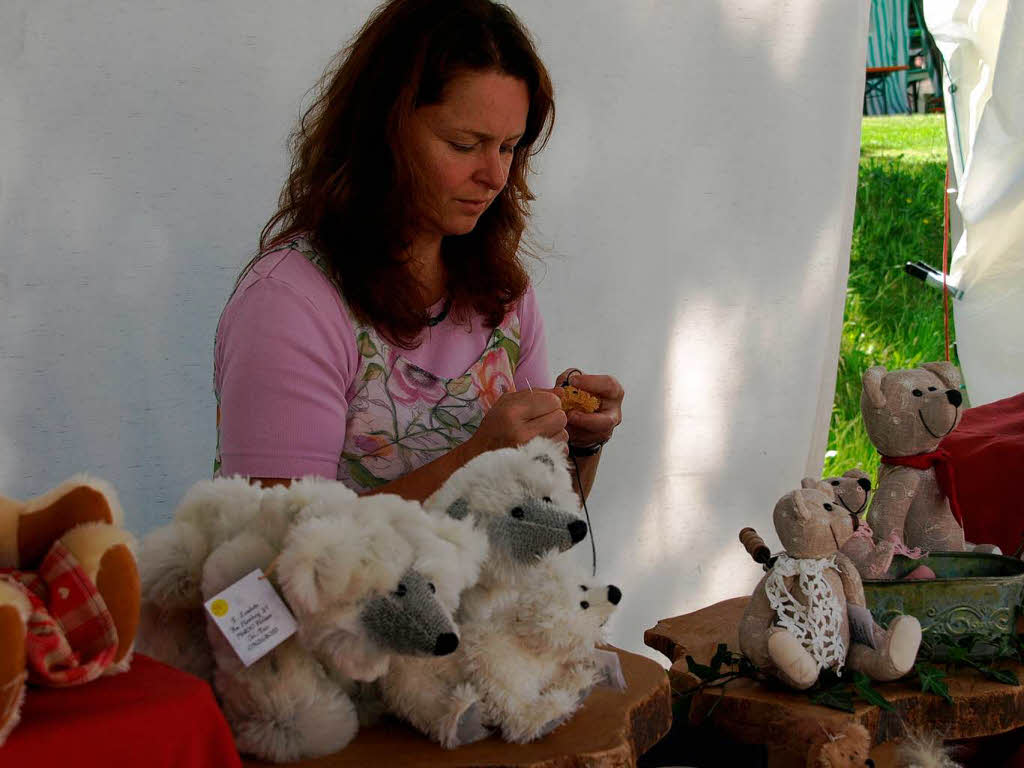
941, 391, 1024, 555
3, 653, 240, 768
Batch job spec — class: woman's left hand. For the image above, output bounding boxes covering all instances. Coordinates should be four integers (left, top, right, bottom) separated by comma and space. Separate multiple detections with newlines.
555, 369, 624, 450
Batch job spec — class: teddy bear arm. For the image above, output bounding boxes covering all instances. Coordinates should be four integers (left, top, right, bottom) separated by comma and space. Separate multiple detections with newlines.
544, 659, 599, 700
59, 523, 140, 666
216, 643, 360, 762
842, 538, 896, 580
834, 553, 867, 607
867, 468, 921, 542
0, 582, 30, 746
496, 686, 581, 743
738, 582, 775, 668
380, 658, 479, 748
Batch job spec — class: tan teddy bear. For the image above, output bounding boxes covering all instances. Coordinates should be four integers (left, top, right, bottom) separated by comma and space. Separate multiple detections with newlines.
806, 721, 873, 767
803, 471, 929, 581
739, 487, 921, 690
0, 476, 140, 745
861, 362, 967, 553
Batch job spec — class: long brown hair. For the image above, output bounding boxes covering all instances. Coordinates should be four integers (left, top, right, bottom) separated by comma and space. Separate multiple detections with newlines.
258, 0, 555, 348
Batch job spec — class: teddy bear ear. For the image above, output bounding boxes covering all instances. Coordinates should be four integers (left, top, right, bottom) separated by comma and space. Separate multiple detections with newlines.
534, 453, 556, 470
920, 361, 962, 390
861, 365, 888, 409
800, 477, 818, 489
791, 491, 815, 521
276, 518, 364, 615
445, 497, 470, 521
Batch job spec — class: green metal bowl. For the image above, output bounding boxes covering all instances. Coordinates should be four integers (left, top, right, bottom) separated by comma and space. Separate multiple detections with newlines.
863, 552, 1024, 661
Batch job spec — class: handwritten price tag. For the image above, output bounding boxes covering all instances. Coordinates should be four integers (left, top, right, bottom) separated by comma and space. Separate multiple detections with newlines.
204, 569, 297, 667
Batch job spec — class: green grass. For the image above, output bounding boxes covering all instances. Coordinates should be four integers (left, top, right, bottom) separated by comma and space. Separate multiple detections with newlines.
859, 114, 948, 162
822, 114, 954, 479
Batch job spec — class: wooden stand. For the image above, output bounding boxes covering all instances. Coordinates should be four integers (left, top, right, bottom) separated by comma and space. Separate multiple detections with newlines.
645, 597, 1024, 767
243, 647, 671, 768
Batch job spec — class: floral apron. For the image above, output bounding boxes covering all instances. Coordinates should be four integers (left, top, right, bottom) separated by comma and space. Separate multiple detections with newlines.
214, 238, 522, 491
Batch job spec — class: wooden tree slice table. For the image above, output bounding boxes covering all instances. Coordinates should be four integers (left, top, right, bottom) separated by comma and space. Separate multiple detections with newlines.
242, 647, 670, 768
645, 596, 1024, 767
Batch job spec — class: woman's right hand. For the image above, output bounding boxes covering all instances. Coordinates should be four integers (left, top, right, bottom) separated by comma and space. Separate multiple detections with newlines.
470, 390, 568, 453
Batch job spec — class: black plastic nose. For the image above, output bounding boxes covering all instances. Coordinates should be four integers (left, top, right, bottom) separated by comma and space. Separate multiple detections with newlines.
433, 632, 459, 656
857, 477, 871, 492
568, 520, 588, 543
946, 389, 962, 407
607, 585, 622, 605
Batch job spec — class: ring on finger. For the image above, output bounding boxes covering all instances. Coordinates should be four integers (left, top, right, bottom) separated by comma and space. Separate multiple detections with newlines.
561, 368, 583, 387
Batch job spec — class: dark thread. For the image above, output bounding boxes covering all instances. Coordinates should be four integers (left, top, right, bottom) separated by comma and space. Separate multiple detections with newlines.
562, 369, 597, 576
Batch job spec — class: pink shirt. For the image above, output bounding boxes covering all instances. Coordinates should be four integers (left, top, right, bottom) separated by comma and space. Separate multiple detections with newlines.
214, 246, 550, 481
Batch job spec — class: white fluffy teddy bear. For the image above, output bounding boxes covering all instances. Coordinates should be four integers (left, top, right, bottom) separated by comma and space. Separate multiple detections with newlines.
139, 476, 486, 762
460, 550, 623, 743
380, 437, 616, 747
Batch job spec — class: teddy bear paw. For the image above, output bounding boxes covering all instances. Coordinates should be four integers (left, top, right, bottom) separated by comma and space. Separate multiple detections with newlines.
885, 615, 922, 676
454, 701, 492, 746
767, 628, 819, 690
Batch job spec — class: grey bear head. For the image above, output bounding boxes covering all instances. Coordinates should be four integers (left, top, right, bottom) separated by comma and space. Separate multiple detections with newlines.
485, 496, 588, 563
432, 438, 588, 569
360, 568, 459, 657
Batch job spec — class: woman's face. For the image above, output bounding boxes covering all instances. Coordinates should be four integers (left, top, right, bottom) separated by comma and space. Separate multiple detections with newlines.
406, 69, 529, 239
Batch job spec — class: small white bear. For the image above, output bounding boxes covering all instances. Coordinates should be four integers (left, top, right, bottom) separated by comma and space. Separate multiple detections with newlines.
461, 550, 622, 742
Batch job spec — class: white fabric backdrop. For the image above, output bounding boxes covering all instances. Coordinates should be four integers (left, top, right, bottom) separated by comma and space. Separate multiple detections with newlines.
924, 0, 1024, 407
0, 1, 868, 661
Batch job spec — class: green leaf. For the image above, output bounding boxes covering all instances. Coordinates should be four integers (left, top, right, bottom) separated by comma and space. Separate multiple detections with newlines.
945, 645, 970, 664
357, 331, 378, 358
363, 362, 385, 381
496, 336, 520, 369
810, 688, 855, 713
685, 656, 719, 682
853, 672, 895, 711
447, 374, 472, 396
978, 666, 1020, 686
345, 459, 388, 489
433, 409, 461, 431
916, 663, 953, 705
710, 643, 732, 675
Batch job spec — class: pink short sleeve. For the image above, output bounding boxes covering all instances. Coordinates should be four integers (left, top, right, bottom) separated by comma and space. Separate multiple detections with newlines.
214, 263, 358, 479
513, 284, 551, 389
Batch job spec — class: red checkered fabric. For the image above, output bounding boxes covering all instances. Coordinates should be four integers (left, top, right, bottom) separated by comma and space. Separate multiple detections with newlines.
0, 542, 118, 686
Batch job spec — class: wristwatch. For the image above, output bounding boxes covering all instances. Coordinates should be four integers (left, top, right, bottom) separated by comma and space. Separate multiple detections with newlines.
568, 441, 605, 458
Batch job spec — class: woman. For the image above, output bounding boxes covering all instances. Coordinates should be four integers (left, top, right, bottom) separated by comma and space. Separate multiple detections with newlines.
214, 0, 623, 501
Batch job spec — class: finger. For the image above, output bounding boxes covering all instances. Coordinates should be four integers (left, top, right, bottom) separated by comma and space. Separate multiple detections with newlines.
529, 407, 568, 437
515, 390, 562, 417
571, 374, 623, 401
567, 411, 617, 434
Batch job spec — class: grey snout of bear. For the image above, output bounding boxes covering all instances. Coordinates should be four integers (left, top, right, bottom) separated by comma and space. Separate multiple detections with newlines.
486, 497, 588, 563
360, 568, 460, 657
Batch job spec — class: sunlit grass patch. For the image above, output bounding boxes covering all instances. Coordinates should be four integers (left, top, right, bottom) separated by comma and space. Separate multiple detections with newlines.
823, 114, 952, 478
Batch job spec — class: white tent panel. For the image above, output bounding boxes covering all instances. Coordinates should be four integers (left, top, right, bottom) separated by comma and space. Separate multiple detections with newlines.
1, 1, 869, 661
925, 0, 1024, 405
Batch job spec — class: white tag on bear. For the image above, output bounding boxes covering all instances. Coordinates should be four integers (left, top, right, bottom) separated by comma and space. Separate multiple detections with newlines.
592, 648, 627, 690
204, 569, 297, 667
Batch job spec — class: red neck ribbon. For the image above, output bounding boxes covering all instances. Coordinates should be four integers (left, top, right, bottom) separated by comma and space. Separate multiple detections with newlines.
880, 448, 963, 528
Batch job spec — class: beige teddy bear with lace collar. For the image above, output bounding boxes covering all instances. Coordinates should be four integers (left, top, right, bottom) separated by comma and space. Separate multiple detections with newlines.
739, 487, 921, 690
